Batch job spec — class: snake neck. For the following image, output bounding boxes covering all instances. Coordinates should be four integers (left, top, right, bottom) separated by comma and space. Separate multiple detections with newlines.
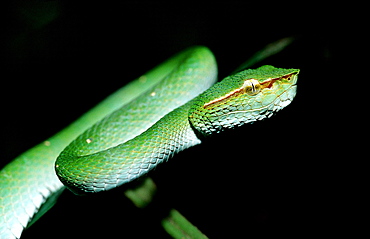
55, 102, 201, 194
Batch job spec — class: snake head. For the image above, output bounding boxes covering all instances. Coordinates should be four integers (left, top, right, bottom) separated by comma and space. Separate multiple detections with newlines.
189, 65, 299, 137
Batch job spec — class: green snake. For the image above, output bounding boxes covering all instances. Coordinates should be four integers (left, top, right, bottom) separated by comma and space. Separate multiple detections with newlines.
0, 46, 299, 238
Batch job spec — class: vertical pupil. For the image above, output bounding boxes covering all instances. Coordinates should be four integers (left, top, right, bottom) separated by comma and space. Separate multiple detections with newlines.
244, 79, 260, 96
251, 82, 255, 92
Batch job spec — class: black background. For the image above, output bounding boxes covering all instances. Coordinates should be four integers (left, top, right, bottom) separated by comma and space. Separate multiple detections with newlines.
1, 2, 359, 238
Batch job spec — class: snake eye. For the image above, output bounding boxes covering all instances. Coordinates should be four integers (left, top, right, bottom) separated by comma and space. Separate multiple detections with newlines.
243, 79, 261, 96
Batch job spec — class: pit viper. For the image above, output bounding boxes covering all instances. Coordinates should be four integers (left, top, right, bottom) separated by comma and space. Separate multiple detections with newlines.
0, 46, 299, 238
